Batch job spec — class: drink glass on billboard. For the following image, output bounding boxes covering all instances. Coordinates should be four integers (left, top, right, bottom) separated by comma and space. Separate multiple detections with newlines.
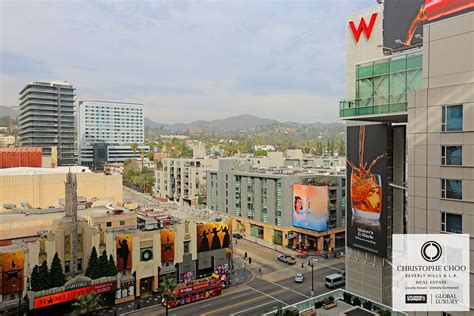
351, 171, 382, 221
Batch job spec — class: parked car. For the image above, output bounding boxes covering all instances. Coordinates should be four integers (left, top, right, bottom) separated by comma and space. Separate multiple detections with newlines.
277, 255, 297, 265
325, 273, 345, 288
294, 273, 304, 283
232, 232, 243, 239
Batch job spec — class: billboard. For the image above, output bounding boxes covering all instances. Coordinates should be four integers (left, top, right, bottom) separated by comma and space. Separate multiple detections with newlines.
116, 235, 132, 271
383, 0, 474, 50
197, 221, 231, 253
346, 124, 389, 258
1, 250, 24, 293
292, 184, 329, 232
160, 229, 175, 262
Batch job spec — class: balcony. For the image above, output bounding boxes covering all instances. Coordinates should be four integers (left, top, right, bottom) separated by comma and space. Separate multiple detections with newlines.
340, 51, 422, 122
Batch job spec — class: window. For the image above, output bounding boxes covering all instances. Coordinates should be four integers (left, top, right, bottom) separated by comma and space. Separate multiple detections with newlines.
441, 179, 462, 200
65, 260, 70, 273
442, 105, 463, 131
77, 258, 83, 271
106, 221, 112, 227
120, 220, 125, 226
441, 212, 462, 234
184, 241, 190, 254
441, 146, 462, 166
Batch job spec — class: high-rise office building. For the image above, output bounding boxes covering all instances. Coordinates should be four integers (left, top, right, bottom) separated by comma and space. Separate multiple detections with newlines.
341, 1, 473, 312
18, 81, 76, 165
77, 100, 148, 169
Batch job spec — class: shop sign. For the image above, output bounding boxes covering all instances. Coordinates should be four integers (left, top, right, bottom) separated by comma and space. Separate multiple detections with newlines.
34, 281, 115, 309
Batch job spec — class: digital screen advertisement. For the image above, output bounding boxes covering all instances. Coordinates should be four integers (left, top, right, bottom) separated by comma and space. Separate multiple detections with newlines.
197, 221, 232, 253
161, 229, 175, 262
1, 250, 24, 294
292, 184, 328, 232
346, 124, 389, 258
383, 0, 474, 50
116, 235, 132, 271
392, 234, 470, 311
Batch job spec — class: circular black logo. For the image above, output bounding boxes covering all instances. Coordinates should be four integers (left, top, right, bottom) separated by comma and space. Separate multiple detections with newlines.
421, 241, 442, 262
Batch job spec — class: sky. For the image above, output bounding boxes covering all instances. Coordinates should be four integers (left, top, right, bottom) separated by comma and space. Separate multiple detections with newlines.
1, 0, 373, 123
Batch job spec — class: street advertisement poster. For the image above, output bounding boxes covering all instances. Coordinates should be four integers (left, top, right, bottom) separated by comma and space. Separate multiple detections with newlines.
383, 0, 474, 50
197, 221, 231, 253
116, 235, 132, 271
392, 234, 470, 311
1, 250, 24, 293
292, 184, 328, 232
346, 124, 388, 258
161, 229, 175, 262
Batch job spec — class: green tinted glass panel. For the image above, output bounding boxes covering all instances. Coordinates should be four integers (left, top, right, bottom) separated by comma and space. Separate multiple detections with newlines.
357, 64, 374, 79
357, 78, 373, 99
406, 55, 422, 69
407, 69, 422, 91
390, 58, 406, 72
373, 61, 390, 75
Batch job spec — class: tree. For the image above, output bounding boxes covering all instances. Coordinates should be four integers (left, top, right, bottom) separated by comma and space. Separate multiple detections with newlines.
131, 143, 139, 158
49, 252, 66, 288
72, 291, 102, 316
158, 278, 177, 316
38, 260, 50, 291
107, 254, 118, 277
85, 247, 100, 279
31, 265, 41, 292
98, 250, 109, 278
254, 149, 268, 157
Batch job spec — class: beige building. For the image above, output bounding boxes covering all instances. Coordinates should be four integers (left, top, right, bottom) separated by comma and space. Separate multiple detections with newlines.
0, 166, 123, 212
407, 12, 474, 314
0, 135, 15, 147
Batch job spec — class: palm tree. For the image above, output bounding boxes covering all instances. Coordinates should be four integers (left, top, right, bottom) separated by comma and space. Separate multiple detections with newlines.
72, 291, 102, 316
158, 278, 177, 316
131, 143, 139, 159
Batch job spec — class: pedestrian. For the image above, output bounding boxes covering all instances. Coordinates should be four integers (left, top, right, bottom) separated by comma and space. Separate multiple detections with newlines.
136, 301, 141, 310
244, 251, 247, 258
301, 262, 304, 268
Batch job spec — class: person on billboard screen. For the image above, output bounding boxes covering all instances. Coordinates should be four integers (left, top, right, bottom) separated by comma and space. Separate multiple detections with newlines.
293, 196, 306, 226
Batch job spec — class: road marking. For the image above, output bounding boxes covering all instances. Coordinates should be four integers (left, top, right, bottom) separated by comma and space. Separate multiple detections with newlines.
264, 280, 310, 299
230, 300, 281, 316
311, 259, 345, 272
202, 288, 289, 316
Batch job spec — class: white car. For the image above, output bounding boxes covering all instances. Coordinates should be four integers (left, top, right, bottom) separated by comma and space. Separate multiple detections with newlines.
294, 273, 304, 283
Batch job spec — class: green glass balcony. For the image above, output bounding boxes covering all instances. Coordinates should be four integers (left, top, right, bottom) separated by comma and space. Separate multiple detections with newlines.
341, 51, 422, 120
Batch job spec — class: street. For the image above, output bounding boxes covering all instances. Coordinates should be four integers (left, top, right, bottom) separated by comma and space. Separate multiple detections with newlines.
124, 239, 345, 316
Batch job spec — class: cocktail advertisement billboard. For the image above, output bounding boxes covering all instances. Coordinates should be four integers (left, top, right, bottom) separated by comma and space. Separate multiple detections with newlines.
346, 124, 389, 258
292, 184, 328, 232
383, 0, 474, 50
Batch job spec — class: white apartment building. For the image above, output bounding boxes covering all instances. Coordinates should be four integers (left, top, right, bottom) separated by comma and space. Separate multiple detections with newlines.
77, 100, 148, 169
154, 158, 219, 205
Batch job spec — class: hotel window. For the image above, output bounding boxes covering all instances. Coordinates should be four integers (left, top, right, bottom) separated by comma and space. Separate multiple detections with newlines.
65, 261, 70, 273
441, 179, 462, 200
106, 221, 112, 227
77, 258, 83, 272
184, 241, 190, 254
442, 105, 463, 132
441, 212, 462, 234
441, 146, 462, 166
120, 220, 125, 226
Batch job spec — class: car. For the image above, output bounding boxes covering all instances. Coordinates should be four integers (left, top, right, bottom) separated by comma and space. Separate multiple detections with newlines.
294, 273, 304, 283
232, 232, 243, 239
277, 255, 297, 265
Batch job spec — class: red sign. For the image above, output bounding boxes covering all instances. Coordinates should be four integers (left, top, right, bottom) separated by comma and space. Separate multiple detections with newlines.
349, 13, 378, 42
34, 282, 115, 309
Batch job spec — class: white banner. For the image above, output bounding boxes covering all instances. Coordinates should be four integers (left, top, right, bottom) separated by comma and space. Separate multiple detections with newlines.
392, 234, 470, 311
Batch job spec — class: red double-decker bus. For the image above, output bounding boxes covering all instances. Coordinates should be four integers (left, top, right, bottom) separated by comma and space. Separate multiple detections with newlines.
163, 274, 223, 308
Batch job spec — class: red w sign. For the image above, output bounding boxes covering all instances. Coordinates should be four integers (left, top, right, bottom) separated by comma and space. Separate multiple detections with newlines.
349, 13, 377, 42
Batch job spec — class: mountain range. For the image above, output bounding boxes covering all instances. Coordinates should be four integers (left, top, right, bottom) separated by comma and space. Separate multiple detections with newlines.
145, 114, 340, 133
0, 106, 19, 117
145, 114, 281, 133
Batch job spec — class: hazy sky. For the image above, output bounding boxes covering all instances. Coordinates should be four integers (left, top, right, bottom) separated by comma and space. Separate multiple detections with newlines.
1, 0, 372, 123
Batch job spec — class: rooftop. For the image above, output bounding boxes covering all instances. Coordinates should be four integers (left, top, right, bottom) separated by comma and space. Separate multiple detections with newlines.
0, 166, 91, 176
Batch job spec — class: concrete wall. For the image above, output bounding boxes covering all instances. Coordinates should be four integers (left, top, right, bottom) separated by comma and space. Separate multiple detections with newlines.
0, 172, 123, 211
407, 12, 474, 314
